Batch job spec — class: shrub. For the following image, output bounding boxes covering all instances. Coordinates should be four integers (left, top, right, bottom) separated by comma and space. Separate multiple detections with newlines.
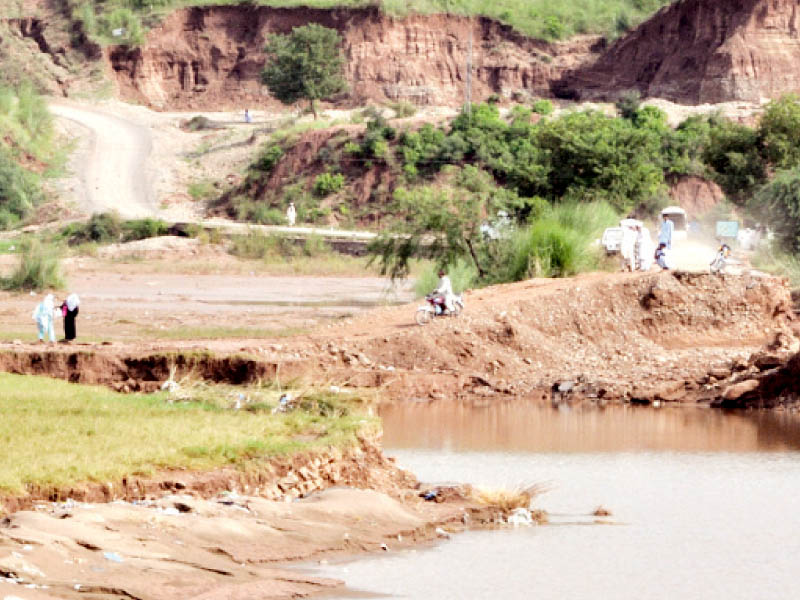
121, 218, 168, 242
103, 8, 144, 46
751, 168, 800, 253
0, 148, 42, 229
703, 119, 766, 200
2, 238, 64, 291
230, 232, 296, 259
502, 219, 586, 280
615, 90, 642, 120
313, 172, 345, 196
389, 101, 417, 118
185, 116, 214, 131
61, 212, 122, 245
532, 99, 554, 115
759, 94, 800, 170
254, 144, 284, 172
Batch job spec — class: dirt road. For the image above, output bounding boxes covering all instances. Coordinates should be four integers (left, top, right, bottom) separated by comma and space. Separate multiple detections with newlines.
50, 101, 155, 218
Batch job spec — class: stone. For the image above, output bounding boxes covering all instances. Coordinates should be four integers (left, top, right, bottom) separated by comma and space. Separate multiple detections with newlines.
722, 379, 760, 401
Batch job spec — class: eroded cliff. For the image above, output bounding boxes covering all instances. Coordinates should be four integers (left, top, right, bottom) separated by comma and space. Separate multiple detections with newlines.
107, 6, 600, 109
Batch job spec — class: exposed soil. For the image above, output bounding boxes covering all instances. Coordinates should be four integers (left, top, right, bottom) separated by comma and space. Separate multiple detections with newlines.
556, 0, 800, 104
107, 6, 602, 110
1, 270, 795, 409
0, 437, 508, 600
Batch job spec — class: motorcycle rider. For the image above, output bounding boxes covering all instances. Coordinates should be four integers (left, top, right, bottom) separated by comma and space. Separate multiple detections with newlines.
433, 269, 455, 314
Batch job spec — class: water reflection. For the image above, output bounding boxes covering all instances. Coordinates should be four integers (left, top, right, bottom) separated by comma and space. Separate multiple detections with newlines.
380, 401, 800, 453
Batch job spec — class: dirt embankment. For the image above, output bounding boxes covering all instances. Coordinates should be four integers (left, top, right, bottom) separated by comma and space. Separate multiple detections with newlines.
107, 5, 601, 110
1, 271, 796, 409
556, 0, 800, 104
0, 436, 506, 600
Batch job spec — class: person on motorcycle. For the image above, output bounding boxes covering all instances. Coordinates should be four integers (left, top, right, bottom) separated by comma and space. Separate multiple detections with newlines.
433, 269, 455, 314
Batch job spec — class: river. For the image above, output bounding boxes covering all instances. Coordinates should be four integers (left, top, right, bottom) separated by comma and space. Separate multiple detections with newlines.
311, 401, 800, 599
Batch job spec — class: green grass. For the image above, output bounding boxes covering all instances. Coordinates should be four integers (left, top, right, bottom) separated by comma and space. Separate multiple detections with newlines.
1, 238, 65, 291
752, 245, 800, 289
0, 373, 376, 494
121, 0, 674, 40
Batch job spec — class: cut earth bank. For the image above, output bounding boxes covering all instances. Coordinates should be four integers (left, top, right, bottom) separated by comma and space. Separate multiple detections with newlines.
1, 270, 798, 408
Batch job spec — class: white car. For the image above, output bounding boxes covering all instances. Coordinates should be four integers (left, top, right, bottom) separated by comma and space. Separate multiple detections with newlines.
601, 227, 624, 254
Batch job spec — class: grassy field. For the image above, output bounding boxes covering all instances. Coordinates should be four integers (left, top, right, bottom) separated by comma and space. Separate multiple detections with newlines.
0, 373, 376, 494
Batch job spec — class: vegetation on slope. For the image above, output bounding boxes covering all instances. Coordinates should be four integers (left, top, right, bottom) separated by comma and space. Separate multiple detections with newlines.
230, 95, 800, 286
70, 0, 674, 46
0, 83, 57, 229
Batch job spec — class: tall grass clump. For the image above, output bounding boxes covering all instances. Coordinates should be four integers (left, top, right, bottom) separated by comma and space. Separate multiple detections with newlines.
1, 238, 65, 291
492, 200, 617, 281
752, 245, 800, 289
502, 219, 586, 279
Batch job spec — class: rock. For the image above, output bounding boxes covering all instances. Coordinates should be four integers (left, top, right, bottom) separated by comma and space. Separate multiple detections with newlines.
722, 379, 760, 401
560, 0, 800, 105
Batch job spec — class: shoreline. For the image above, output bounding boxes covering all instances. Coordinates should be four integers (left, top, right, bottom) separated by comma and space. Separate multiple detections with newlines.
0, 437, 515, 600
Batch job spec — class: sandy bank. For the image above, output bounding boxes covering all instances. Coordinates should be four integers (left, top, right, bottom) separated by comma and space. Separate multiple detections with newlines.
0, 438, 507, 599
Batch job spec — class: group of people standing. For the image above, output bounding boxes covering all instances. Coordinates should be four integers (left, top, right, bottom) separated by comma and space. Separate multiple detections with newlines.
621, 215, 675, 272
32, 293, 80, 343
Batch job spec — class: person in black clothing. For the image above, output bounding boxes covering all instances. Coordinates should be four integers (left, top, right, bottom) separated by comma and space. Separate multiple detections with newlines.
60, 293, 80, 341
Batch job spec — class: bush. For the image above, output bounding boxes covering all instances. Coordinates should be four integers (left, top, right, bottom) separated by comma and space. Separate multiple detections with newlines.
501, 219, 586, 280
121, 218, 168, 241
0, 148, 42, 229
313, 172, 345, 196
759, 94, 800, 170
103, 8, 144, 46
60, 212, 122, 245
2, 238, 64, 291
751, 168, 800, 253
615, 90, 642, 120
229, 232, 296, 259
389, 101, 417, 118
532, 99, 554, 115
254, 144, 284, 172
703, 119, 766, 200
185, 116, 214, 131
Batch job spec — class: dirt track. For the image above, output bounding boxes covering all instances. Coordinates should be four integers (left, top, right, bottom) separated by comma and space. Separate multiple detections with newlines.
50, 101, 155, 218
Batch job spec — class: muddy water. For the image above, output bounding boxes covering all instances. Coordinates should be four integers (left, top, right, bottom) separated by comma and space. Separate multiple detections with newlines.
313, 402, 800, 599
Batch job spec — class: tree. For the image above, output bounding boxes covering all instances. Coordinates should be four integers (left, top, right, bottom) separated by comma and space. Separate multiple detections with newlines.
369, 166, 515, 281
261, 24, 347, 119
751, 169, 800, 252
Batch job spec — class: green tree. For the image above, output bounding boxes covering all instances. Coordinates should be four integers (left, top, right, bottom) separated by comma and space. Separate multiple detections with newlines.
759, 94, 800, 170
369, 166, 513, 280
751, 169, 800, 252
702, 119, 766, 201
261, 24, 347, 119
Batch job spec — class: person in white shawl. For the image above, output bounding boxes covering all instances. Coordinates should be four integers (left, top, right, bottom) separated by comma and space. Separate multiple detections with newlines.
32, 294, 56, 343
637, 226, 655, 271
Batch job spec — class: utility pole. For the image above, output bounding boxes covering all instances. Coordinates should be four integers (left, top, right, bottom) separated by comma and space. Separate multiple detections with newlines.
465, 28, 473, 118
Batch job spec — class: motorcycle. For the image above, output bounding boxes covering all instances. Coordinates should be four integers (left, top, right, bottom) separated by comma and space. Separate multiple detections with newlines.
415, 293, 464, 325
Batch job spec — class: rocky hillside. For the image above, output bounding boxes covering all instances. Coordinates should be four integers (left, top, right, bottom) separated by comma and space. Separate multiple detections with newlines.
557, 0, 800, 103
108, 5, 600, 110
